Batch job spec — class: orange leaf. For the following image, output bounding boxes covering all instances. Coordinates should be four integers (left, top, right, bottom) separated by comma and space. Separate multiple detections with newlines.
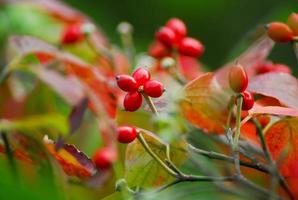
265, 118, 298, 198
180, 73, 231, 134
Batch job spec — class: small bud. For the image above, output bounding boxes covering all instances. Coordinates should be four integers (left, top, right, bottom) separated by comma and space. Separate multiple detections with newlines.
288, 12, 298, 36
266, 22, 294, 43
117, 22, 133, 35
161, 57, 176, 69
229, 63, 248, 93
81, 23, 96, 35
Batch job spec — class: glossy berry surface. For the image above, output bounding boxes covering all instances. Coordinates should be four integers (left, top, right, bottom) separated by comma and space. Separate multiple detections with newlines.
156, 26, 176, 47
132, 67, 151, 86
266, 22, 293, 43
93, 147, 116, 170
117, 126, 137, 143
241, 91, 254, 111
288, 12, 298, 36
166, 18, 187, 42
115, 75, 138, 92
61, 24, 84, 44
143, 80, 164, 98
148, 41, 172, 58
123, 92, 143, 111
178, 37, 204, 57
229, 64, 248, 93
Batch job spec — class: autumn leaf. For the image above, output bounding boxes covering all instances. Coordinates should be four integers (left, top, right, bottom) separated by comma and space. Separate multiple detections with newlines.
248, 72, 298, 109
265, 118, 298, 198
125, 129, 188, 188
45, 142, 96, 179
179, 73, 231, 134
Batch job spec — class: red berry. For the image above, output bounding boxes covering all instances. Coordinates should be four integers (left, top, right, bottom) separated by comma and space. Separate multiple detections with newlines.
166, 18, 187, 42
258, 62, 291, 74
266, 22, 294, 43
288, 12, 298, 36
93, 147, 116, 170
124, 92, 143, 111
148, 41, 172, 58
241, 91, 254, 111
229, 64, 248, 93
116, 75, 138, 92
178, 37, 204, 57
132, 67, 151, 86
143, 80, 164, 98
156, 26, 176, 47
61, 24, 84, 44
117, 126, 137, 143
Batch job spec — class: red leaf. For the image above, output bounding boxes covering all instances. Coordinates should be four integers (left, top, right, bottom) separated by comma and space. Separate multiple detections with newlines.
248, 72, 298, 108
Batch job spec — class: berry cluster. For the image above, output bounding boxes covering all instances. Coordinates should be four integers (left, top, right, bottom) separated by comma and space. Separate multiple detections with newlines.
229, 64, 254, 111
266, 12, 298, 43
116, 67, 165, 112
149, 18, 204, 58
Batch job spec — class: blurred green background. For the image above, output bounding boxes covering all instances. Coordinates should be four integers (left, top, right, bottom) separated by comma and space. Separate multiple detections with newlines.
65, 0, 297, 70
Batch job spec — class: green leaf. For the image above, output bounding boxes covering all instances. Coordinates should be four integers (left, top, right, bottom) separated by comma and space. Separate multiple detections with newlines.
0, 113, 69, 139
125, 129, 188, 188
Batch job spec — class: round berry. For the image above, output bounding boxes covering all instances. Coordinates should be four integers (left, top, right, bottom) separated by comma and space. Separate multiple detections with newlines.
229, 64, 248, 93
116, 75, 138, 92
156, 26, 176, 47
166, 18, 187, 42
143, 80, 164, 98
148, 42, 172, 58
288, 12, 298, 36
241, 91, 254, 111
61, 24, 84, 44
178, 37, 204, 58
124, 92, 143, 111
117, 126, 137, 143
93, 147, 116, 170
132, 67, 151, 86
266, 22, 293, 43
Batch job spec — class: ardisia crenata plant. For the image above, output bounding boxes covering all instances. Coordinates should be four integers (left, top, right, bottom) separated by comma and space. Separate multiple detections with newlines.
1, 1, 298, 200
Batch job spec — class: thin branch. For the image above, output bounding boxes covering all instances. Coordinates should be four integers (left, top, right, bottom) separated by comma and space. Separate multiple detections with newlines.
233, 95, 243, 175
142, 93, 158, 115
188, 144, 269, 173
1, 132, 18, 180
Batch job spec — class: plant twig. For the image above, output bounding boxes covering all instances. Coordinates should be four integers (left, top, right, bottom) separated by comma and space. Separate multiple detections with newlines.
188, 144, 269, 173
233, 95, 243, 175
1, 132, 18, 180
141, 93, 158, 115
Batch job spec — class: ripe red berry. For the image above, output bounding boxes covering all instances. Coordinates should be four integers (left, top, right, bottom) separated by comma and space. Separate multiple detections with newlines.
143, 80, 164, 98
166, 18, 187, 42
266, 22, 294, 43
116, 75, 138, 92
229, 64, 248, 93
117, 126, 137, 143
258, 62, 291, 74
124, 92, 143, 111
288, 12, 298, 36
241, 91, 254, 111
132, 67, 151, 86
93, 147, 117, 170
61, 24, 84, 44
178, 37, 204, 58
156, 26, 176, 47
148, 41, 172, 58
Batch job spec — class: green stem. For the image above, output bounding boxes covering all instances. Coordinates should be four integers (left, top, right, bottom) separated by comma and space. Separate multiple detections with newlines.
293, 41, 298, 63
142, 93, 158, 115
1, 132, 18, 180
137, 133, 177, 178
233, 95, 243, 175
117, 22, 135, 67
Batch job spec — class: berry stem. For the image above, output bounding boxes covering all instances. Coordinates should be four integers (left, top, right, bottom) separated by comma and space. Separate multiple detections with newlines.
141, 93, 159, 115
137, 132, 178, 177
232, 95, 243, 175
